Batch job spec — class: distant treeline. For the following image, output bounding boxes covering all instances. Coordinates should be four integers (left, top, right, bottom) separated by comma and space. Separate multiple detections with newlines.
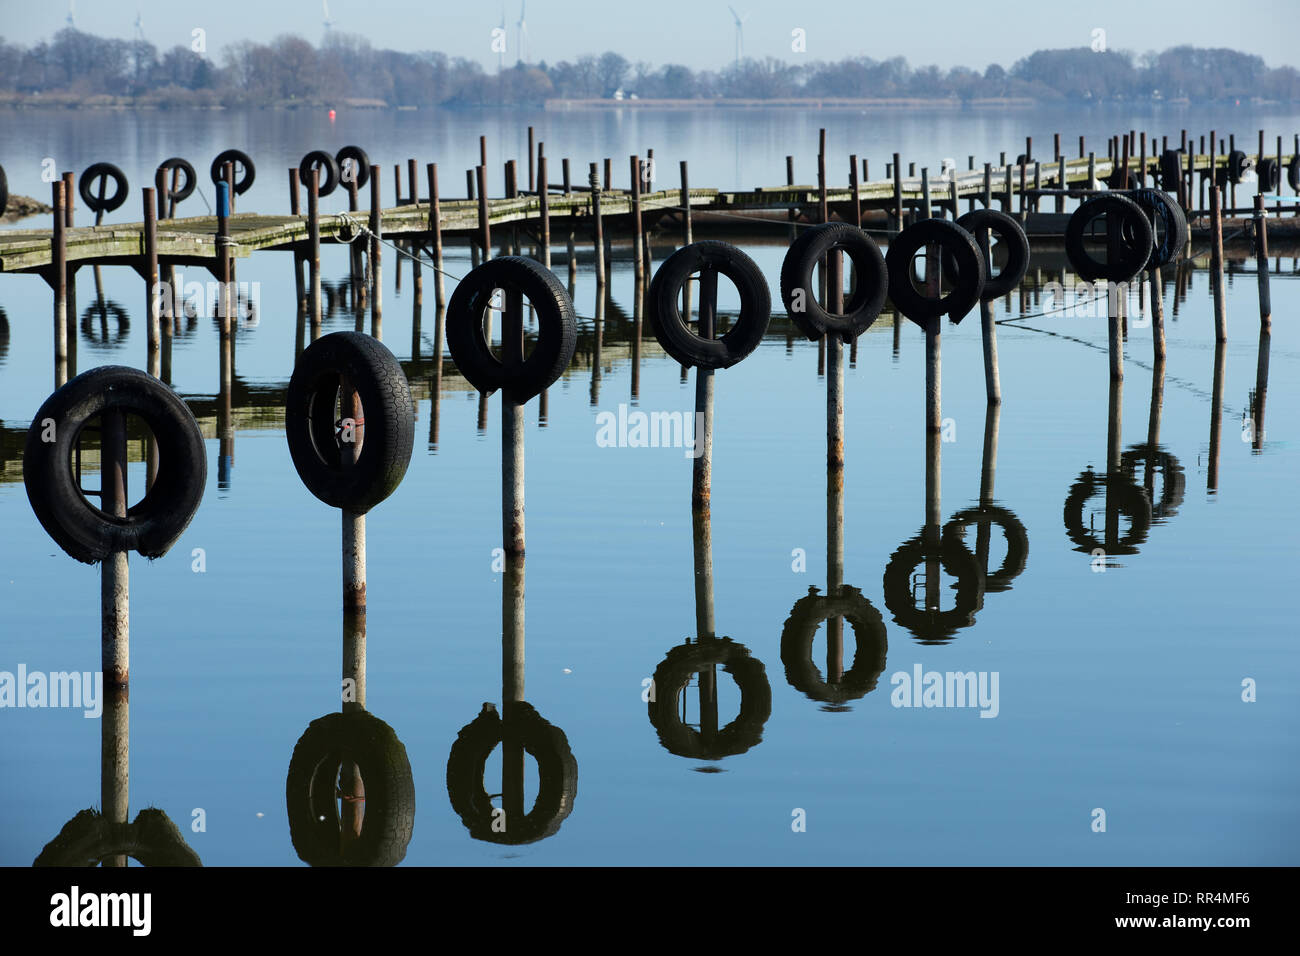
0, 28, 1297, 107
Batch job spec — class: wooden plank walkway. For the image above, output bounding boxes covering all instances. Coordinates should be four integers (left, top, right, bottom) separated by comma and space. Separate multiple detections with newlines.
3, 151, 1293, 275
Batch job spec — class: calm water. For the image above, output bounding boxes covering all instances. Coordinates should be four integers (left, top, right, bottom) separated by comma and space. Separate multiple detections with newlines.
1, 106, 1298, 866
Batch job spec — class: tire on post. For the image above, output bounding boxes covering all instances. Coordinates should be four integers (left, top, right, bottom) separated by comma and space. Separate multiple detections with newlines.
34, 808, 201, 867
1227, 150, 1252, 184
299, 150, 341, 198
23, 366, 207, 565
0, 163, 9, 216
78, 163, 129, 215
882, 531, 985, 644
940, 209, 1029, 300
885, 218, 985, 326
1064, 194, 1153, 283
779, 223, 888, 342
649, 240, 771, 367
941, 505, 1029, 593
446, 256, 578, 403
156, 157, 197, 206
1062, 468, 1152, 558
285, 710, 416, 866
335, 146, 371, 191
209, 149, 255, 194
284, 331, 415, 514
1125, 188, 1188, 271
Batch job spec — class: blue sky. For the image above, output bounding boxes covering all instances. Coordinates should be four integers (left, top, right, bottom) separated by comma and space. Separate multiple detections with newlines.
4, 0, 1297, 71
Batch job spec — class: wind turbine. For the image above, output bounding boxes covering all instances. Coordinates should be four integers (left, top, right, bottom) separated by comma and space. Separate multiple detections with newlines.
727, 6, 750, 67
133, 12, 145, 42
323, 0, 336, 33
498, 3, 506, 72
516, 0, 528, 65
66, 0, 75, 28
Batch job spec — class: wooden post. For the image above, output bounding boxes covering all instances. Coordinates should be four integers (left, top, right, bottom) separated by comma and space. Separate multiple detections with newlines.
1252, 195, 1271, 448
590, 163, 605, 287
428, 163, 445, 306
892, 151, 903, 228
538, 155, 550, 269
476, 165, 491, 259
630, 155, 644, 280
562, 158, 571, 195
1056, 156, 1067, 212
680, 160, 692, 246
603, 157, 612, 192
51, 180, 68, 387
308, 169, 322, 337
527, 126, 535, 192
143, 188, 160, 380
502, 288, 526, 555
369, 165, 383, 339
983, 162, 992, 210
849, 154, 861, 226
1210, 185, 1226, 343
693, 268, 716, 514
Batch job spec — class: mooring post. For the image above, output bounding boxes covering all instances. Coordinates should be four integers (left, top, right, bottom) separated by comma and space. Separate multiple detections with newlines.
602, 157, 611, 192
1252, 195, 1271, 449
680, 160, 692, 246
475, 165, 491, 262
51, 180, 68, 387
978, 226, 1000, 405
1208, 340, 1225, 493
693, 268, 716, 515
501, 289, 526, 555
289, 167, 306, 312
426, 163, 446, 307
1105, 202, 1125, 382
1056, 156, 1067, 212
307, 169, 322, 337
1087, 152, 1096, 192
892, 151, 903, 228
1003, 163, 1013, 212
561, 158, 571, 196
849, 153, 861, 227
630, 155, 644, 281
589, 164, 605, 287
786, 154, 796, 227
538, 155, 551, 269
1211, 184, 1227, 343
143, 188, 161, 384
1139, 131, 1147, 188
99, 400, 129, 862
369, 165, 384, 340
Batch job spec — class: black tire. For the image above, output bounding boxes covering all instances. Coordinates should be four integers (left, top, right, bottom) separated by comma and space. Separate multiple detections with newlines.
79, 162, 129, 214
1159, 149, 1184, 192
780, 586, 888, 706
942, 505, 1029, 593
0, 163, 8, 216
1065, 194, 1153, 283
882, 531, 985, 644
446, 702, 578, 845
0, 306, 9, 363
210, 149, 255, 194
1228, 150, 1252, 184
1125, 188, 1188, 271
284, 331, 414, 514
886, 218, 984, 325
1289, 156, 1300, 192
1105, 169, 1140, 191
648, 637, 771, 759
1121, 444, 1185, 520
156, 157, 196, 204
300, 150, 340, 198
286, 711, 415, 866
1062, 468, 1152, 558
35, 808, 202, 867
23, 366, 206, 565
336, 146, 371, 190
779, 223, 887, 342
649, 240, 771, 368
942, 209, 1029, 300
80, 301, 130, 350
446, 256, 577, 402
1257, 157, 1279, 192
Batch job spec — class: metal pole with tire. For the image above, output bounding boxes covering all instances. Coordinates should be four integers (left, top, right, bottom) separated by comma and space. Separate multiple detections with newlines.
284, 331, 416, 708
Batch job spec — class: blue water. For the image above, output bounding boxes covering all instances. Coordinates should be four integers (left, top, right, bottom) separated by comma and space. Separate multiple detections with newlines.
1, 107, 1297, 866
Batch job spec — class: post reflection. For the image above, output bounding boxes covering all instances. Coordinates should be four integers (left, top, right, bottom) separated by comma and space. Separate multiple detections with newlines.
446, 554, 578, 844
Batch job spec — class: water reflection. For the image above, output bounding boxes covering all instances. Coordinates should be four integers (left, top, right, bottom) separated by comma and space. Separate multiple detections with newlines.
34, 680, 200, 867
446, 555, 578, 844
648, 510, 771, 761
